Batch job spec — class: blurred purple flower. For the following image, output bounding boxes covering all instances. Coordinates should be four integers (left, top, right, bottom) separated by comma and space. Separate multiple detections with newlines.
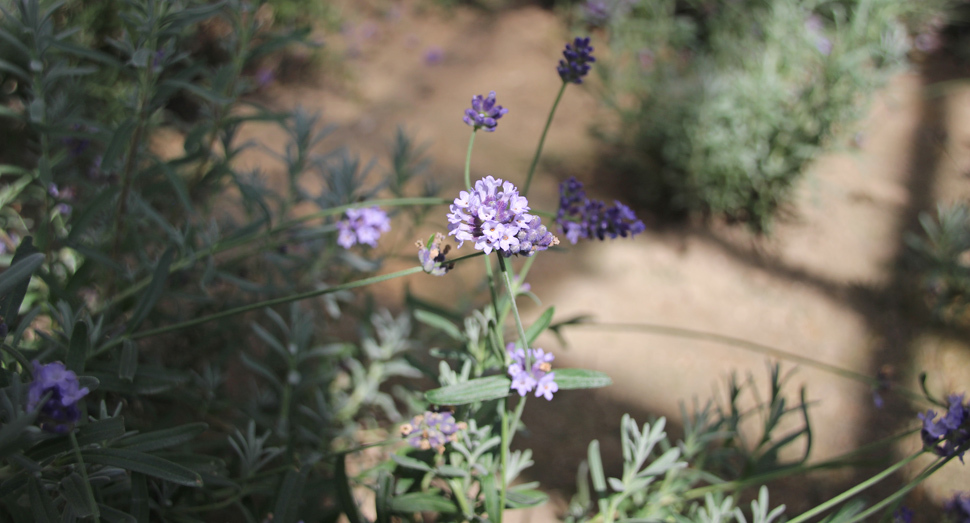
558, 37, 596, 84
337, 206, 391, 249
255, 67, 275, 88
945, 492, 970, 522
638, 48, 655, 71
915, 32, 942, 53
417, 233, 454, 276
27, 360, 90, 433
919, 393, 970, 462
584, 0, 611, 26
892, 507, 913, 523
463, 91, 508, 132
424, 46, 444, 65
400, 411, 466, 453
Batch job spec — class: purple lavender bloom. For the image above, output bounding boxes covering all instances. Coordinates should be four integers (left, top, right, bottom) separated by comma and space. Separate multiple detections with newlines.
447, 176, 559, 257
892, 507, 913, 523
463, 91, 508, 132
558, 37, 596, 84
919, 393, 970, 462
27, 360, 90, 433
336, 206, 391, 249
946, 493, 970, 522
555, 177, 645, 243
400, 411, 467, 453
424, 46, 444, 65
416, 233, 455, 276
506, 343, 559, 400
584, 0, 611, 26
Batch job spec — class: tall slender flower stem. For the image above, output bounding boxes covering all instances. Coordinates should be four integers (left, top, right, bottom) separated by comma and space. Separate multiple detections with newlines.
91, 253, 484, 358
522, 82, 567, 197
70, 430, 101, 523
465, 130, 477, 191
785, 451, 925, 523
845, 451, 957, 523
497, 256, 530, 353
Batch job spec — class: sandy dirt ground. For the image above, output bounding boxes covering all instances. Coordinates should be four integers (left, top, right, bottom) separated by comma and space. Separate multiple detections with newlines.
233, 2, 970, 520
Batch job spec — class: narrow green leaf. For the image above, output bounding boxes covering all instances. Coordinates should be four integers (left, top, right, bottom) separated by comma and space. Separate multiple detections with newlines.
66, 321, 88, 374
525, 307, 554, 345
390, 453, 432, 472
414, 309, 463, 341
118, 340, 138, 382
130, 473, 149, 522
389, 492, 459, 514
425, 376, 511, 405
82, 449, 202, 487
482, 474, 501, 523
505, 487, 548, 508
29, 416, 125, 461
335, 454, 364, 523
375, 471, 393, 523
434, 465, 467, 478
97, 503, 137, 523
0, 249, 43, 322
59, 472, 96, 517
127, 247, 175, 333
160, 79, 232, 105
101, 118, 136, 170
240, 352, 283, 390
588, 440, 606, 495
553, 369, 612, 391
116, 423, 207, 452
272, 468, 307, 523
0, 406, 39, 459
65, 188, 118, 245
28, 476, 59, 522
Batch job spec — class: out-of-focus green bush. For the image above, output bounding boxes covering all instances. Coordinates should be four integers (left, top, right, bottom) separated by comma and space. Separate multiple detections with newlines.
908, 203, 970, 327
587, 0, 951, 230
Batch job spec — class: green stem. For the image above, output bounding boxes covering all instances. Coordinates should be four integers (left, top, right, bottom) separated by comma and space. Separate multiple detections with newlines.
845, 452, 957, 523
70, 430, 101, 523
0, 344, 33, 376
567, 321, 928, 405
96, 197, 450, 314
785, 451, 924, 523
499, 404, 509, 522
497, 256, 530, 353
683, 428, 919, 500
92, 253, 483, 358
522, 83, 567, 197
464, 130, 477, 190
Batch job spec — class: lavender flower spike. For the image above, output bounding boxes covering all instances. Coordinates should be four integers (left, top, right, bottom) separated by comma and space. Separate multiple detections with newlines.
506, 343, 559, 400
337, 206, 391, 249
463, 91, 508, 132
27, 360, 90, 433
558, 37, 596, 84
556, 177, 645, 243
400, 411, 467, 453
416, 233, 455, 276
447, 176, 559, 257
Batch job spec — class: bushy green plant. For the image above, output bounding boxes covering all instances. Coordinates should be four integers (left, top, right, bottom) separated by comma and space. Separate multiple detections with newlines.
907, 203, 970, 326
589, 0, 950, 230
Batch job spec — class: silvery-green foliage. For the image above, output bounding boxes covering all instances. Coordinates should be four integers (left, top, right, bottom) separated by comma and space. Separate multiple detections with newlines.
735, 487, 786, 523
228, 420, 284, 478
907, 203, 970, 325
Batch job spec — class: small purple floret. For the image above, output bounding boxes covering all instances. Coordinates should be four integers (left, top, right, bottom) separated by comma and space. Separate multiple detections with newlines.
557, 37, 596, 84
919, 393, 970, 462
27, 360, 90, 433
337, 206, 391, 249
462, 91, 508, 132
556, 177, 645, 243
506, 343, 559, 401
946, 492, 970, 522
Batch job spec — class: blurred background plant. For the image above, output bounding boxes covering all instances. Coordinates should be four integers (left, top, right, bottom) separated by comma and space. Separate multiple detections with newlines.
577, 0, 955, 231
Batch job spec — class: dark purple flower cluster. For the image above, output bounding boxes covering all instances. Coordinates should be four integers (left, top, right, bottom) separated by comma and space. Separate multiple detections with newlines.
555, 177, 645, 244
463, 91, 508, 132
507, 343, 558, 400
919, 393, 970, 461
557, 37, 596, 84
27, 360, 90, 434
946, 492, 970, 523
447, 176, 559, 257
400, 411, 466, 453
892, 506, 913, 523
416, 233, 455, 276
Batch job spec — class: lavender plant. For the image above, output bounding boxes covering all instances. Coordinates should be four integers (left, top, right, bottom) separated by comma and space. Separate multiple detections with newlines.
0, 1, 966, 521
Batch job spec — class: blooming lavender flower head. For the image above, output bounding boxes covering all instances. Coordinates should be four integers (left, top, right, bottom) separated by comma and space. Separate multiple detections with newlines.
558, 37, 596, 84
946, 492, 970, 522
337, 206, 391, 249
892, 507, 913, 523
399, 411, 467, 453
447, 176, 559, 257
416, 233, 455, 276
556, 177, 645, 243
507, 343, 559, 400
27, 360, 90, 433
463, 91, 508, 132
919, 393, 969, 461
